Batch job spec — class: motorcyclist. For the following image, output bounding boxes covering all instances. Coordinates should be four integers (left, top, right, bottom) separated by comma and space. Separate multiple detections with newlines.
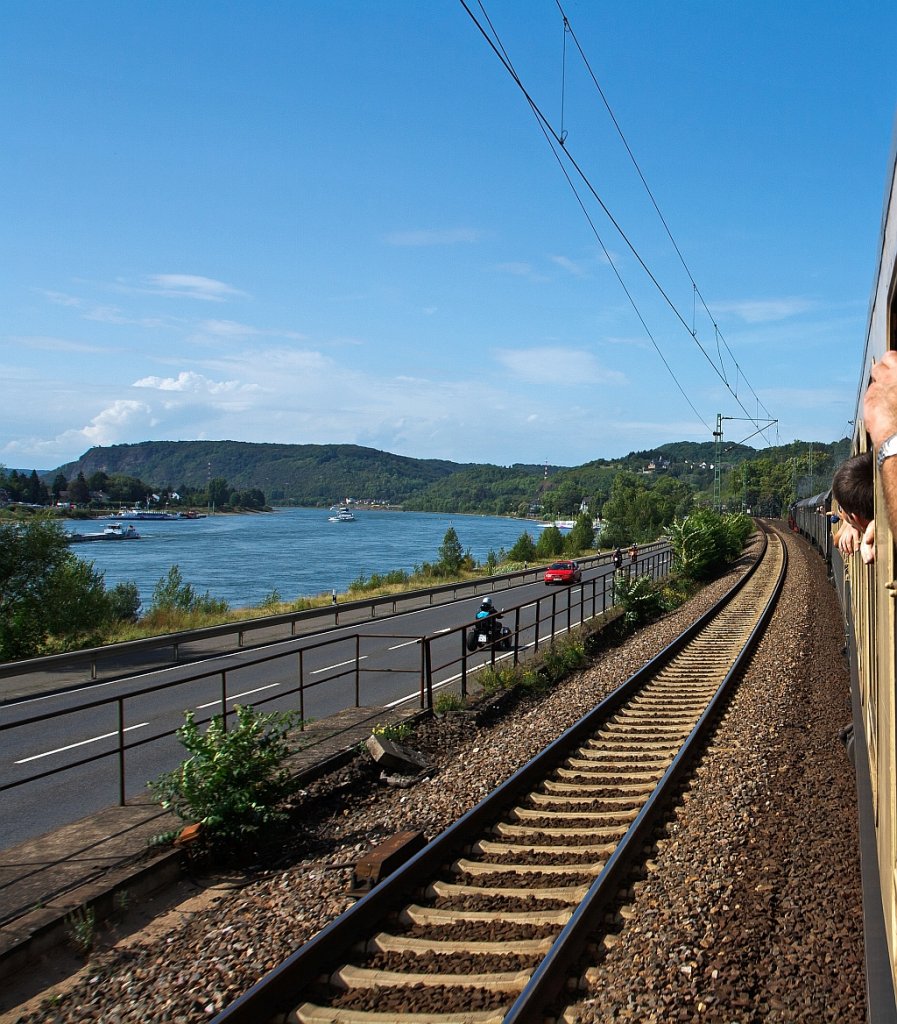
475, 596, 502, 642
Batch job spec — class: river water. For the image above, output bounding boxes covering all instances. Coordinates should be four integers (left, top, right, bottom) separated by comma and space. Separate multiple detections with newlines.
67, 508, 535, 610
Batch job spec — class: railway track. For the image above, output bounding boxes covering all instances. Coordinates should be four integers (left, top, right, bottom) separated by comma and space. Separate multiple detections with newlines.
214, 527, 785, 1024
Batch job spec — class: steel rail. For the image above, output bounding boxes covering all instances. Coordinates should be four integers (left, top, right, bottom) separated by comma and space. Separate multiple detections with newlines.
210, 529, 780, 1024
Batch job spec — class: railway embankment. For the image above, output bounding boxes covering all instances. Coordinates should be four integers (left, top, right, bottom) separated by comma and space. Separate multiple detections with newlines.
3, 526, 862, 1023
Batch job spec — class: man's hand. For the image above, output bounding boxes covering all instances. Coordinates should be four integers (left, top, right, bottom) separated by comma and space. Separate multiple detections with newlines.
864, 350, 897, 447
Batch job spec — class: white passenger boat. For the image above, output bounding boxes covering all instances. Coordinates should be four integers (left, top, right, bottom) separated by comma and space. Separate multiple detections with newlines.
327, 507, 356, 524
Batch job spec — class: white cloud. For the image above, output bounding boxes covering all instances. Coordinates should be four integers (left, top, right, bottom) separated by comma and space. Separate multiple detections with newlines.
139, 274, 248, 302
82, 400, 156, 446
493, 346, 626, 386
194, 319, 307, 341
385, 228, 481, 246
549, 254, 588, 278
13, 335, 110, 354
133, 371, 246, 395
494, 261, 547, 282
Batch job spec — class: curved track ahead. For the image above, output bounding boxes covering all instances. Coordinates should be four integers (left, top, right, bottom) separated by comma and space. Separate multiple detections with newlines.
213, 528, 785, 1024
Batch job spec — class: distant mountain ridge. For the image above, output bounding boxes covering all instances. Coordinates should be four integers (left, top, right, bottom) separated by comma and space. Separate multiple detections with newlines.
53, 440, 476, 506
49, 436, 849, 513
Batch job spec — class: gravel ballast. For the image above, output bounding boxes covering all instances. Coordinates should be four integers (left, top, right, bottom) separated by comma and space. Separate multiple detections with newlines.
5, 527, 866, 1023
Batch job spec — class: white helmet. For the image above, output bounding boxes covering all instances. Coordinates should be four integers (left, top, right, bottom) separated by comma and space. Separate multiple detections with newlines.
480, 597, 493, 610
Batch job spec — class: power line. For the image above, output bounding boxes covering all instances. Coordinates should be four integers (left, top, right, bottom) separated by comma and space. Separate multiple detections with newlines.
555, 0, 775, 436
461, 0, 776, 445
465, 0, 710, 431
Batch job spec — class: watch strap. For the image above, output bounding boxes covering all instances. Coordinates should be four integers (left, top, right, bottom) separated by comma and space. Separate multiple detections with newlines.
877, 433, 897, 470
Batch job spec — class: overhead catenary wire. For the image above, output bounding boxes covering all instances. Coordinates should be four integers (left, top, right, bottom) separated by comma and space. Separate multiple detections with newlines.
554, 0, 774, 434
468, 0, 711, 431
462, 0, 776, 445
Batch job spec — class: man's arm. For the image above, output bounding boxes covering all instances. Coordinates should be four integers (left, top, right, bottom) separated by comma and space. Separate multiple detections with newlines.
863, 350, 897, 529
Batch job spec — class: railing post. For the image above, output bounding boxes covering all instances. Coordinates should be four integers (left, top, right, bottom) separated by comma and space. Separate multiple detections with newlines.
513, 607, 520, 665
117, 697, 126, 806
298, 649, 305, 729
461, 630, 468, 698
534, 596, 541, 652
221, 671, 228, 729
551, 591, 558, 641
422, 638, 433, 710
355, 635, 361, 707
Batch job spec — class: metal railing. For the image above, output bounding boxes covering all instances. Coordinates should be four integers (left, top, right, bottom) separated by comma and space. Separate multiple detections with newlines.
0, 546, 666, 688
0, 547, 672, 810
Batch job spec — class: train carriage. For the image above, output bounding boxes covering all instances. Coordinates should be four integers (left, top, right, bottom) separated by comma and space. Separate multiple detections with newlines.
840, 114, 897, 1022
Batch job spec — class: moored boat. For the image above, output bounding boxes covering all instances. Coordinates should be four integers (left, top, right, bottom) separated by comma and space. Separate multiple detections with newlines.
68, 523, 141, 543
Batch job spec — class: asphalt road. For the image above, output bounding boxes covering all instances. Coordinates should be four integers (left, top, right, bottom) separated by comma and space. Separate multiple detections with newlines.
1, 554, 659, 848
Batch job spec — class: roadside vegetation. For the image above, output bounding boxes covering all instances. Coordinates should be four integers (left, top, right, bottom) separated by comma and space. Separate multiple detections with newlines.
1, 506, 751, 661
149, 705, 303, 860
143, 508, 751, 863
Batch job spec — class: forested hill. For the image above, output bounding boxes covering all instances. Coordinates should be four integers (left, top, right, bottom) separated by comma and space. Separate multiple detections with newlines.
53, 440, 475, 507
50, 436, 850, 514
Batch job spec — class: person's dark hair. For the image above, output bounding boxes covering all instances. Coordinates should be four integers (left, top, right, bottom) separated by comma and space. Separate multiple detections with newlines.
832, 450, 874, 523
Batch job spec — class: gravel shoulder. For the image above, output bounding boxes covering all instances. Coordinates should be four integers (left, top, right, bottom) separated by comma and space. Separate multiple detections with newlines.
4, 528, 864, 1024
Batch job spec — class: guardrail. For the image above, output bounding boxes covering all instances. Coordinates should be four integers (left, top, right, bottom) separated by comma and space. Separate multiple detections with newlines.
0, 544, 667, 687
0, 547, 673, 815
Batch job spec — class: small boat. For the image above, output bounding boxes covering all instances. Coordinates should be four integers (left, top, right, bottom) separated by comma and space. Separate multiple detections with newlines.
68, 523, 141, 543
108, 509, 177, 520
328, 507, 356, 522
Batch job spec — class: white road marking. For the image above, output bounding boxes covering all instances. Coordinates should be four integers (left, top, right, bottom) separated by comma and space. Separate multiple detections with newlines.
196, 683, 280, 710
384, 648, 524, 708
15, 723, 150, 764
388, 639, 420, 651
311, 656, 367, 675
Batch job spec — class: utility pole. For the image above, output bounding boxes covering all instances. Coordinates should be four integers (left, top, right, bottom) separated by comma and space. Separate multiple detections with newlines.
715, 414, 778, 513
713, 414, 723, 511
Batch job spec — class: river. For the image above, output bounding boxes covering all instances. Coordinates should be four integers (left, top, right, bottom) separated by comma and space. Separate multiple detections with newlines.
67, 508, 536, 610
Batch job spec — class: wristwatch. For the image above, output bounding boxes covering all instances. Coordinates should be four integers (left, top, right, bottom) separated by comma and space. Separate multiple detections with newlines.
877, 433, 897, 470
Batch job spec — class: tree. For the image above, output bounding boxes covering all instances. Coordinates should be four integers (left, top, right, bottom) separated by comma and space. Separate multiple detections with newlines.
0, 516, 114, 659
208, 477, 230, 508
508, 531, 537, 562
535, 525, 565, 559
51, 473, 68, 499
565, 512, 595, 555
600, 472, 693, 547
88, 470, 109, 493
68, 472, 90, 505
26, 470, 47, 504
436, 526, 464, 575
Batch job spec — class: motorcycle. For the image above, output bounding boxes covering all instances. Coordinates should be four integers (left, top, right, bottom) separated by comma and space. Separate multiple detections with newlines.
466, 613, 512, 652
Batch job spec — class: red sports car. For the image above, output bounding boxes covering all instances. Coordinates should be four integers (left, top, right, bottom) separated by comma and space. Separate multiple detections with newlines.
544, 560, 582, 585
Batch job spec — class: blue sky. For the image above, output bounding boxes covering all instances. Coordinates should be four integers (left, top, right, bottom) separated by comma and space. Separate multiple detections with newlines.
3, 1, 895, 471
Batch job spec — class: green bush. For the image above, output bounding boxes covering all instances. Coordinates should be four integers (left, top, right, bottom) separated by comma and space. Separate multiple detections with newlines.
106, 581, 142, 623
536, 634, 588, 683
664, 509, 754, 581
371, 721, 414, 743
149, 705, 301, 857
434, 691, 464, 714
150, 565, 229, 616
614, 571, 667, 627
